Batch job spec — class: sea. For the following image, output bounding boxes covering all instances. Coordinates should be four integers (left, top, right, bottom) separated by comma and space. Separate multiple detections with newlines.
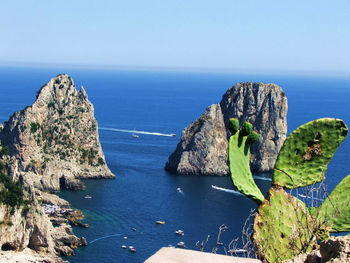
0, 67, 349, 263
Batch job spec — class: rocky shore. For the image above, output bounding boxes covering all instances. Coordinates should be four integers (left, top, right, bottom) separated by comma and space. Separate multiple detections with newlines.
165, 82, 288, 175
0, 74, 115, 262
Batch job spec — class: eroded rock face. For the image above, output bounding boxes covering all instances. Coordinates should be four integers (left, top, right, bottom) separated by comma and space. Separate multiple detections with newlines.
166, 104, 228, 176
0, 74, 114, 191
165, 82, 288, 175
0, 74, 113, 260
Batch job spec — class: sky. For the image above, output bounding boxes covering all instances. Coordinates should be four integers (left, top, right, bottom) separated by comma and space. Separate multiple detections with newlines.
1, 0, 350, 74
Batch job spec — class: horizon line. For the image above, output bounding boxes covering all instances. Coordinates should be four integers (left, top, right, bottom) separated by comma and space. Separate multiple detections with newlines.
0, 60, 349, 78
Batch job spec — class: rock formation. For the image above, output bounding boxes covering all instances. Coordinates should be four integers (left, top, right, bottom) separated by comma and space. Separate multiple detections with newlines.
284, 236, 350, 263
0, 74, 114, 262
0, 74, 114, 191
165, 82, 288, 175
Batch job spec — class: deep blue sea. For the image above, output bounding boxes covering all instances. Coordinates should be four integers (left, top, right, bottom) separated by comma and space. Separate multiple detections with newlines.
0, 67, 349, 263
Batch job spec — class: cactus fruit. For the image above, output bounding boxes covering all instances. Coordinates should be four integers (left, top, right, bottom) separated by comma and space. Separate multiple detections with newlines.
253, 188, 313, 262
227, 118, 349, 262
228, 118, 264, 204
318, 174, 350, 232
273, 118, 348, 189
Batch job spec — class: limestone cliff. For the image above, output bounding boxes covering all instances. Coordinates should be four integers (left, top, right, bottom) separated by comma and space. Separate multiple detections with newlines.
0, 74, 114, 262
0, 74, 114, 191
0, 145, 86, 262
165, 82, 288, 175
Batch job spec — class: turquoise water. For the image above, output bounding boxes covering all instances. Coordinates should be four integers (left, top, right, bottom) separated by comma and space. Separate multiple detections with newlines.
0, 67, 349, 262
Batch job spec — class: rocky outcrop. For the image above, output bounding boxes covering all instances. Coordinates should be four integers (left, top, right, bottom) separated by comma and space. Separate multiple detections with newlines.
0, 74, 115, 191
0, 74, 113, 261
165, 82, 288, 175
165, 104, 228, 176
284, 236, 350, 263
0, 249, 68, 263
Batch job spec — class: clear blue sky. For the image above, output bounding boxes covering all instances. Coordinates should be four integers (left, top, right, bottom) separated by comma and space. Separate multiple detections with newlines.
1, 0, 349, 74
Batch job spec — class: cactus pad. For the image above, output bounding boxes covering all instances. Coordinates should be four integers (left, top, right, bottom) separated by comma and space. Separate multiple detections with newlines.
318, 174, 350, 232
253, 187, 314, 262
273, 118, 348, 189
228, 119, 264, 204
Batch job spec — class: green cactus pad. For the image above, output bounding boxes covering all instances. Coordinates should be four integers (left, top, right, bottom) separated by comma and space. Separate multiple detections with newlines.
228, 118, 239, 135
228, 121, 264, 204
253, 188, 314, 262
318, 174, 350, 232
273, 118, 348, 189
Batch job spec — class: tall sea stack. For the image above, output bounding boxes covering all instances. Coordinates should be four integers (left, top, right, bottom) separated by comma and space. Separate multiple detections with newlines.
0, 74, 114, 262
0, 74, 114, 191
165, 82, 288, 175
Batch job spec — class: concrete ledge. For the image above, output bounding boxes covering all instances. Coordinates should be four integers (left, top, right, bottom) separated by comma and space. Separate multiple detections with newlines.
145, 247, 262, 263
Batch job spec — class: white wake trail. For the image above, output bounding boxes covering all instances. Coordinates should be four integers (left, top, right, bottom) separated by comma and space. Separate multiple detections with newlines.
253, 175, 272, 181
211, 185, 245, 197
99, 127, 175, 137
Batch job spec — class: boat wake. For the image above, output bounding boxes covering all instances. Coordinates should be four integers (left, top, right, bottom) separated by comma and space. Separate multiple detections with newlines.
211, 185, 245, 197
89, 233, 124, 244
99, 127, 176, 137
253, 175, 272, 181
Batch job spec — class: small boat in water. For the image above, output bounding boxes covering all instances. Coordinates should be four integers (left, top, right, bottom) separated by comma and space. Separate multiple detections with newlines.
177, 187, 182, 192
129, 246, 136, 252
228, 248, 247, 254
84, 195, 92, 199
177, 241, 186, 248
170, 133, 176, 137
132, 134, 139, 138
121, 245, 127, 249
175, 230, 184, 236
156, 220, 165, 225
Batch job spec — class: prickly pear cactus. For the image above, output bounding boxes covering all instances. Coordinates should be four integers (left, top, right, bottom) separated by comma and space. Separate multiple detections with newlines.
227, 118, 349, 263
253, 188, 313, 262
228, 118, 264, 204
273, 118, 348, 189
318, 174, 350, 232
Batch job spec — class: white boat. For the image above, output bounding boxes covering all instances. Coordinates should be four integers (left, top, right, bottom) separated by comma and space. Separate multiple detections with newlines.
228, 248, 247, 254
156, 220, 165, 224
123, 236, 127, 239
132, 134, 139, 138
177, 187, 182, 192
84, 195, 92, 199
129, 246, 136, 252
121, 245, 127, 249
175, 230, 184, 236
177, 241, 186, 248
170, 133, 176, 137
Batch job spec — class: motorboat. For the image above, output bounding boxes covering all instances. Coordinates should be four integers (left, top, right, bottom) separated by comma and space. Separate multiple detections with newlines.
84, 195, 92, 199
121, 245, 127, 249
132, 134, 139, 138
123, 236, 127, 239
156, 220, 165, 225
216, 242, 223, 245
170, 133, 176, 137
175, 230, 184, 236
177, 241, 186, 248
129, 246, 136, 252
228, 248, 247, 254
177, 187, 182, 192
